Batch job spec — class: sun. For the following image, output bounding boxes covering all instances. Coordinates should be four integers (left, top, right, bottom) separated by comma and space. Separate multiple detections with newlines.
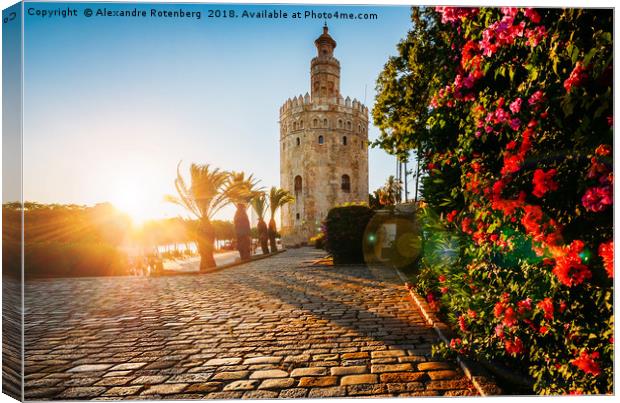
109, 181, 152, 226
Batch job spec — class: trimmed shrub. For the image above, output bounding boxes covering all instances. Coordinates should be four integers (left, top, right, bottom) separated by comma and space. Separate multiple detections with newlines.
24, 242, 129, 278
325, 205, 374, 264
309, 233, 325, 249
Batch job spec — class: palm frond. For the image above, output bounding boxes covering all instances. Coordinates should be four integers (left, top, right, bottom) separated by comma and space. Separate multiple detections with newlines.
269, 187, 295, 218
167, 161, 232, 220
251, 192, 269, 220
226, 171, 264, 204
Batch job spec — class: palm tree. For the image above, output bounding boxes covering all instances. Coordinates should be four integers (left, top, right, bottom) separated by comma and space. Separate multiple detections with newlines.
251, 192, 270, 254
381, 175, 401, 206
165, 163, 231, 271
226, 172, 262, 260
268, 187, 294, 253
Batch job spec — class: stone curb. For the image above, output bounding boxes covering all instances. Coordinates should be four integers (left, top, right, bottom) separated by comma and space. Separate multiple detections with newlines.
160, 249, 287, 277
393, 268, 502, 396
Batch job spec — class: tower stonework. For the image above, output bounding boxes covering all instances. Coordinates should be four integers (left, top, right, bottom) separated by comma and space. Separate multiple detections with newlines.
279, 26, 369, 245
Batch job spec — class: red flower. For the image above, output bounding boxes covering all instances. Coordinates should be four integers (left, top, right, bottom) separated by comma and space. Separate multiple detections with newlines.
446, 210, 458, 223
438, 274, 447, 283
539, 326, 549, 335
504, 337, 524, 355
532, 169, 558, 198
502, 306, 518, 327
501, 153, 523, 175
595, 144, 612, 157
494, 301, 505, 318
571, 351, 601, 376
524, 8, 541, 24
458, 315, 468, 332
461, 217, 473, 234
552, 241, 592, 287
582, 185, 613, 212
449, 338, 462, 350
564, 62, 588, 93
558, 301, 567, 313
598, 240, 613, 278
537, 297, 554, 320
521, 205, 544, 238
467, 309, 477, 319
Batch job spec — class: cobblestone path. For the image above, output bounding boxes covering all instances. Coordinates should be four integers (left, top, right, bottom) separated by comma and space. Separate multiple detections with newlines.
24, 248, 477, 399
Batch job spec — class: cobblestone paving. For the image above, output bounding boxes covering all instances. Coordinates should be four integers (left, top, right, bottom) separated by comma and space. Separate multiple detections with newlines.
24, 248, 477, 399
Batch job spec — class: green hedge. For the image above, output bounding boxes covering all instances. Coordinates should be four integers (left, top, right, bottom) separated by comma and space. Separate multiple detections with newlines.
24, 242, 129, 278
325, 205, 374, 264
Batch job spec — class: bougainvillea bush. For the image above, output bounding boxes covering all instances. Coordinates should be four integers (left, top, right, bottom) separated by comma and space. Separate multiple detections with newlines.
373, 7, 612, 394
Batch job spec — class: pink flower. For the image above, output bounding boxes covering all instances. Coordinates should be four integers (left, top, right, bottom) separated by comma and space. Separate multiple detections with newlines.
528, 90, 544, 106
435, 7, 478, 24
495, 324, 505, 339
525, 26, 547, 46
582, 186, 613, 212
509, 98, 522, 114
517, 298, 532, 314
501, 7, 518, 17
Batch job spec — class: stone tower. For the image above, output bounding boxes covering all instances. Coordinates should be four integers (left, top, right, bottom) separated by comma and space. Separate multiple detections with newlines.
279, 26, 369, 245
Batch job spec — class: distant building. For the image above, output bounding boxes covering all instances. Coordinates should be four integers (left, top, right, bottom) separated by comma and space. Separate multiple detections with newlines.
279, 26, 369, 245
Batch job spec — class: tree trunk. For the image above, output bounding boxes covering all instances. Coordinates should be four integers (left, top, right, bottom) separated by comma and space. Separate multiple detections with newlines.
197, 219, 216, 271
268, 217, 277, 253
257, 219, 269, 254
234, 204, 252, 260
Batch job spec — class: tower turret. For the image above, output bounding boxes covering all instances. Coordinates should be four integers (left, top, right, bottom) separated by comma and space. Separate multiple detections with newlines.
311, 25, 340, 99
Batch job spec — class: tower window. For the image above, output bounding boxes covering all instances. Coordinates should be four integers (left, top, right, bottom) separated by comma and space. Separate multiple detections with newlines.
338, 119, 343, 128
318, 135, 324, 144
293, 122, 297, 130
300, 120, 304, 129
347, 121, 352, 130
342, 136, 347, 145
323, 118, 328, 127
296, 213, 300, 220
358, 124, 361, 132
341, 175, 351, 193
294, 175, 302, 193
313, 118, 318, 128
296, 137, 300, 146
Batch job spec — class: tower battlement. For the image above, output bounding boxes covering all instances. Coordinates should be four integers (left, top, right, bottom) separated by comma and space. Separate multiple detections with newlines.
279, 94, 369, 116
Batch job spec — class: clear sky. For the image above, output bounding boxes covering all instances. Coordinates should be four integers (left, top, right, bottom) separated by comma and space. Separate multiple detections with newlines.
20, 1, 414, 222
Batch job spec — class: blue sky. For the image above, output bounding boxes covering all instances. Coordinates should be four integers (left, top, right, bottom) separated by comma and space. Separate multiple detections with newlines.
21, 2, 414, 221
